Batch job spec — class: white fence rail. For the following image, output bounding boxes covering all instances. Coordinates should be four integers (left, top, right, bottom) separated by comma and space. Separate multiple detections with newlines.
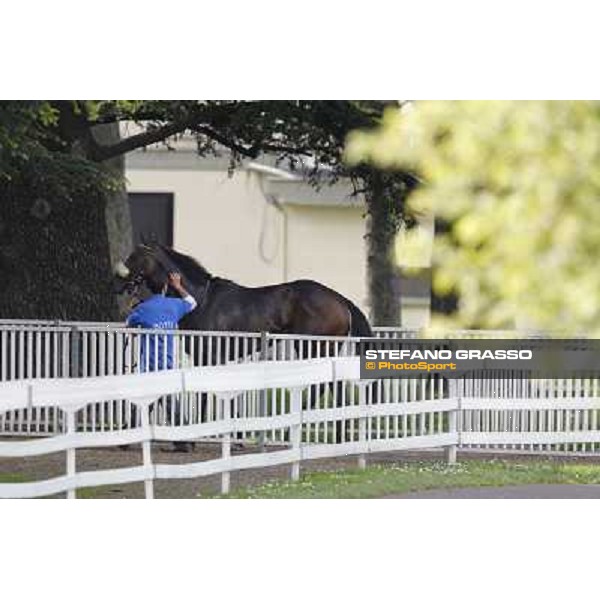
2, 320, 600, 457
0, 356, 460, 498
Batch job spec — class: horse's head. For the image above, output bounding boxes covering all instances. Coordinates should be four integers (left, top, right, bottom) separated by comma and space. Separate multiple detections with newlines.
114, 243, 169, 303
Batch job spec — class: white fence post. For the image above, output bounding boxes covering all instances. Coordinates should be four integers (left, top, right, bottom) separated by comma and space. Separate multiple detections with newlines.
138, 399, 155, 500
290, 387, 303, 481
65, 408, 77, 499
219, 392, 234, 495
356, 381, 371, 469
258, 331, 268, 452
445, 379, 458, 465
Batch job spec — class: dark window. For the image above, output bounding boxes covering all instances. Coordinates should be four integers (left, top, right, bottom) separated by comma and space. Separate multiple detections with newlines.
128, 193, 174, 247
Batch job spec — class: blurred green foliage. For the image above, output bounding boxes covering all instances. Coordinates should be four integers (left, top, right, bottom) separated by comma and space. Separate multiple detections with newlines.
0, 101, 119, 196
347, 101, 600, 333
0, 100, 399, 199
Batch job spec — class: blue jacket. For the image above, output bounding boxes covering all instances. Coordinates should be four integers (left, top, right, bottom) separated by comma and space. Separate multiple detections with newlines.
126, 295, 195, 371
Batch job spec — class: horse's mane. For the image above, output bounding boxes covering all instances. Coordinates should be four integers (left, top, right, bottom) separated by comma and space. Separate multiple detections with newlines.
158, 244, 214, 283
154, 243, 239, 288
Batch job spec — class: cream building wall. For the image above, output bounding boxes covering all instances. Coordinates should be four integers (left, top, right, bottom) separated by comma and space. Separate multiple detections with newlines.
284, 204, 367, 304
125, 166, 284, 286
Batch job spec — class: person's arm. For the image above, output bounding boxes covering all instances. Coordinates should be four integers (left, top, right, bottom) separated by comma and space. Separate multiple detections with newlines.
168, 272, 197, 314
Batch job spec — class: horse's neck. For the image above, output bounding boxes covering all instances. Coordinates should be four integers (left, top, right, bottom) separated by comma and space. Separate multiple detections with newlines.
159, 245, 250, 290
158, 246, 212, 286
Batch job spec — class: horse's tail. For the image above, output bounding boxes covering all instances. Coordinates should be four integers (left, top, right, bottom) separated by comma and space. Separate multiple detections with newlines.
344, 299, 373, 337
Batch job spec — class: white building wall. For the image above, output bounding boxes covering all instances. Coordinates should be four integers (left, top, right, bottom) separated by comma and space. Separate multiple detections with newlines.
285, 204, 368, 311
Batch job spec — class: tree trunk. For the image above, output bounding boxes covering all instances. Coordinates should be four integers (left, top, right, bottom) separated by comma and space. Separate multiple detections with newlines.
0, 177, 117, 320
92, 123, 133, 318
0, 122, 131, 321
365, 170, 402, 327
430, 217, 458, 316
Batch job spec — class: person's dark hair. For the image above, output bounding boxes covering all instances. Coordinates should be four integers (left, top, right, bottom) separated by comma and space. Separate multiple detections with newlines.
146, 272, 166, 294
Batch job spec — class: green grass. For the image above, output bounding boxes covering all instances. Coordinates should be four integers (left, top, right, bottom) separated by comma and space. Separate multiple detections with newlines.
6, 459, 600, 499
0, 473, 28, 484
208, 459, 600, 499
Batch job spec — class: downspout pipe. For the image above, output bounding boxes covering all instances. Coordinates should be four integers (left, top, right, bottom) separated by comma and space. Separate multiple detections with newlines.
247, 163, 293, 282
265, 194, 288, 282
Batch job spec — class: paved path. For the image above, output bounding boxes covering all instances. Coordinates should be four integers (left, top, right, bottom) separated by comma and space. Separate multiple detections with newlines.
388, 484, 600, 499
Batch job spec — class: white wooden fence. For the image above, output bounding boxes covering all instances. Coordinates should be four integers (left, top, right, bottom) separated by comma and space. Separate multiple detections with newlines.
4, 353, 600, 498
0, 323, 361, 441
3, 320, 600, 457
0, 356, 460, 498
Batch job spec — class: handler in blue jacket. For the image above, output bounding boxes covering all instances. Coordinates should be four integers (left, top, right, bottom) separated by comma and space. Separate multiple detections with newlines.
126, 271, 197, 452
127, 272, 197, 371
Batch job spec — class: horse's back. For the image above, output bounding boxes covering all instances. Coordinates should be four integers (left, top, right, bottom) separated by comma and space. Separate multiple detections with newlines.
286, 279, 372, 337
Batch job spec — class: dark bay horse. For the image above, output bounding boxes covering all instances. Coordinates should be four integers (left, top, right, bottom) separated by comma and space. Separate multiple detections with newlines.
114, 242, 372, 342
114, 243, 372, 446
